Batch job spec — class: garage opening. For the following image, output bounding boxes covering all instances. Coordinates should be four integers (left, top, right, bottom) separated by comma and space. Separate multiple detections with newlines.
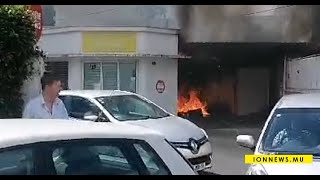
178, 42, 319, 123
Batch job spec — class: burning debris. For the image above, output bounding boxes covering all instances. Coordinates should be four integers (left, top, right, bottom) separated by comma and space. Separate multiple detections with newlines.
178, 89, 210, 117
177, 60, 238, 119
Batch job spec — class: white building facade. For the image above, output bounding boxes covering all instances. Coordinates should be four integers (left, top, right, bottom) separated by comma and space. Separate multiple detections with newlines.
38, 26, 181, 114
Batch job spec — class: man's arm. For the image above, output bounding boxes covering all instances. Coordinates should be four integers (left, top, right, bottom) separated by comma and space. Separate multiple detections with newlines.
22, 103, 33, 118
60, 103, 70, 119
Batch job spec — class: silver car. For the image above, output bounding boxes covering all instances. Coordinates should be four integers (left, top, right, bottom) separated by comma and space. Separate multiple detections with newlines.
237, 93, 320, 175
59, 90, 213, 172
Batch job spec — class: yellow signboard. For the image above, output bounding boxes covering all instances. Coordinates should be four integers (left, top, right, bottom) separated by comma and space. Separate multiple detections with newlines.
82, 31, 137, 54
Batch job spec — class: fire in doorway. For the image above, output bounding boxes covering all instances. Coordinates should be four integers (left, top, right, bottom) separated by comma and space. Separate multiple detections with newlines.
178, 87, 210, 118
177, 77, 235, 119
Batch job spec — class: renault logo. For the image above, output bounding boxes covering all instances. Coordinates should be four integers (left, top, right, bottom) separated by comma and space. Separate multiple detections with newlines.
189, 138, 199, 154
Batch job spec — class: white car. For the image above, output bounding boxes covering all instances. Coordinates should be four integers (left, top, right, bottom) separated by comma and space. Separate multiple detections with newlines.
236, 93, 320, 175
59, 90, 213, 172
0, 118, 197, 175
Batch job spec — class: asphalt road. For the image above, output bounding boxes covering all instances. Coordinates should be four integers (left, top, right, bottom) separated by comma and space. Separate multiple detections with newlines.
205, 128, 262, 175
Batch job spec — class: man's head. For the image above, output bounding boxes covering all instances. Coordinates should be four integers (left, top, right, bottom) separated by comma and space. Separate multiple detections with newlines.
41, 72, 63, 98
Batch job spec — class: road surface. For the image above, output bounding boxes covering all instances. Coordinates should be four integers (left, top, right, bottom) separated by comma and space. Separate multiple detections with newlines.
205, 128, 262, 175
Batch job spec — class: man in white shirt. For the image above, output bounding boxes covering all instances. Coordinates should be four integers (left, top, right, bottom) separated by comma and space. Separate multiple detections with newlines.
23, 72, 69, 119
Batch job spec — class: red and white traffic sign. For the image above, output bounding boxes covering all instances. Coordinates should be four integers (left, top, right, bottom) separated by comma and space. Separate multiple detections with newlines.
156, 80, 165, 94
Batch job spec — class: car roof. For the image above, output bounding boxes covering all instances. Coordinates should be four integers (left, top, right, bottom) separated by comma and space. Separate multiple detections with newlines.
0, 119, 163, 149
277, 93, 320, 109
59, 90, 134, 99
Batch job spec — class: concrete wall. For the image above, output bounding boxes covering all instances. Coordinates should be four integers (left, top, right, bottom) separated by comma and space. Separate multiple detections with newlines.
51, 5, 177, 29
39, 27, 178, 56
137, 32, 178, 55
286, 55, 320, 93
237, 68, 269, 116
68, 58, 83, 90
38, 32, 82, 55
137, 58, 178, 114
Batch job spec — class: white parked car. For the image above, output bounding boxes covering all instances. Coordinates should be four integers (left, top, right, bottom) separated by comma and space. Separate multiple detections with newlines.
59, 90, 213, 172
0, 118, 197, 175
236, 93, 320, 175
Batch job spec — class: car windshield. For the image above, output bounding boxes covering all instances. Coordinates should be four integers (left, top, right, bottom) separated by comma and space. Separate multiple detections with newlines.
261, 108, 320, 156
95, 95, 170, 121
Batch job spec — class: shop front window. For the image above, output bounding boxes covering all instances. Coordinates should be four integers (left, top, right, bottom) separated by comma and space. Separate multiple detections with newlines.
102, 63, 118, 90
84, 63, 101, 90
119, 62, 136, 93
83, 61, 136, 93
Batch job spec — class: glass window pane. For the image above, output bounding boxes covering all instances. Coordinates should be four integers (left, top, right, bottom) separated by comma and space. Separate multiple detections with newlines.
69, 97, 100, 119
95, 95, 169, 121
0, 148, 34, 175
102, 63, 118, 90
51, 143, 139, 175
119, 62, 136, 92
84, 63, 101, 90
133, 143, 170, 175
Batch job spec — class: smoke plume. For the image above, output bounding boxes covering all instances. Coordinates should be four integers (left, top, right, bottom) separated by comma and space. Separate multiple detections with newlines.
176, 5, 313, 43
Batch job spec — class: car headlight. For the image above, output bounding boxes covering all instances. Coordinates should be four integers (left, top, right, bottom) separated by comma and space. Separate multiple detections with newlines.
247, 164, 268, 175
200, 128, 209, 139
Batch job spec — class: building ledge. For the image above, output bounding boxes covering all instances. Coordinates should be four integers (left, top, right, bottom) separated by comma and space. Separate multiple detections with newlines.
46, 53, 190, 59
43, 26, 179, 35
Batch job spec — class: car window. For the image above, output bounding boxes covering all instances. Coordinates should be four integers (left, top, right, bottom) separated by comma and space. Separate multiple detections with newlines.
133, 143, 170, 175
0, 148, 34, 175
100, 146, 142, 174
261, 108, 320, 154
71, 96, 100, 119
50, 140, 144, 175
96, 95, 170, 121
59, 95, 72, 114
131, 99, 156, 116
60, 95, 109, 122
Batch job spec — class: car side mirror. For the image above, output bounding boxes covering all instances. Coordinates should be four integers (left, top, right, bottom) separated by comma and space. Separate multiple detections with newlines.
236, 135, 255, 151
83, 115, 99, 122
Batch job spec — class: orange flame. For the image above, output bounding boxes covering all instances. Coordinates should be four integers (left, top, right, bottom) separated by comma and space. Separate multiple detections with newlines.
178, 90, 210, 117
